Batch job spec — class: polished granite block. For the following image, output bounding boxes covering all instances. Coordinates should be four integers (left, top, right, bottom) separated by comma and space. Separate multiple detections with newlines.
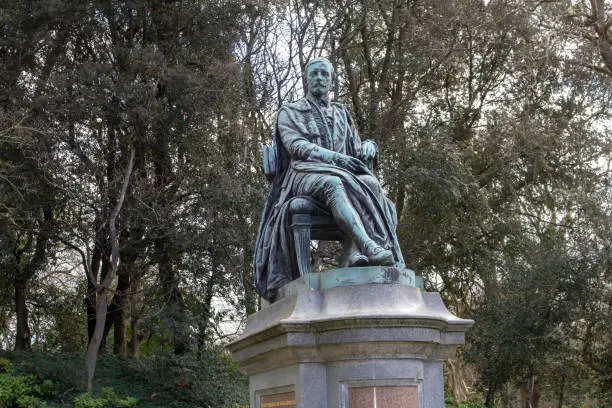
349, 387, 374, 408
377, 386, 419, 408
349, 386, 418, 408
260, 391, 295, 408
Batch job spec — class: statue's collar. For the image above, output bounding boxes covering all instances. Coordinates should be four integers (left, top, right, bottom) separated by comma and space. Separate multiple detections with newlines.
306, 93, 330, 109
285, 96, 333, 112
285, 98, 312, 112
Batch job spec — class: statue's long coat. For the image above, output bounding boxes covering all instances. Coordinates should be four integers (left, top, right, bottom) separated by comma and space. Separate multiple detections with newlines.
254, 97, 404, 300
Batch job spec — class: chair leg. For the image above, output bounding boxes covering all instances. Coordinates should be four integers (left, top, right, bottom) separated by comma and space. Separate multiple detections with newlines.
339, 239, 354, 267
291, 214, 312, 276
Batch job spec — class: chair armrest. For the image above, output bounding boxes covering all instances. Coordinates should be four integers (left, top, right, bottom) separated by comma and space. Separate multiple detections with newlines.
261, 144, 277, 181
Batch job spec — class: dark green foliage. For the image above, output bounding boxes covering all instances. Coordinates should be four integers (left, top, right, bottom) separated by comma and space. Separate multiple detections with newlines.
133, 351, 248, 407
73, 388, 137, 408
0, 0, 610, 405
0, 360, 55, 408
446, 392, 487, 408
1, 350, 248, 408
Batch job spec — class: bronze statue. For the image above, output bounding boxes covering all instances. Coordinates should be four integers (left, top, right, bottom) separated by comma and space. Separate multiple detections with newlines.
254, 57, 405, 301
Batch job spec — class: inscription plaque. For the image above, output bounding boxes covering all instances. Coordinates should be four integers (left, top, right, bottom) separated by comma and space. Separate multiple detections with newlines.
260, 391, 296, 408
349, 386, 418, 408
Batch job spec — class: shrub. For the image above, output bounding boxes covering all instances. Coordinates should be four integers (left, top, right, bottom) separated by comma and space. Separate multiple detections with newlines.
39, 380, 56, 399
132, 349, 248, 407
445, 392, 487, 408
73, 387, 138, 408
16, 395, 46, 408
116, 397, 139, 408
0, 359, 11, 374
1, 350, 248, 407
73, 393, 107, 408
458, 401, 486, 408
0, 362, 49, 408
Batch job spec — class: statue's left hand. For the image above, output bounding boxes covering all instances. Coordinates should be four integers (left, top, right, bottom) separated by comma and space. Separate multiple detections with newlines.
361, 141, 377, 162
330, 152, 371, 174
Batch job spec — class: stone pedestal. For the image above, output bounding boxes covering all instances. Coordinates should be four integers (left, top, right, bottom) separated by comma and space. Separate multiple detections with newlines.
228, 267, 474, 408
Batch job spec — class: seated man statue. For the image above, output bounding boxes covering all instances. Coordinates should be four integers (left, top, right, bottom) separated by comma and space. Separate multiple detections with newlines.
254, 57, 405, 301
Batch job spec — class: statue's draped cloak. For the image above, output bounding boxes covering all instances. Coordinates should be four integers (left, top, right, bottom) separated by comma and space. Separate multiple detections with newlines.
254, 98, 404, 300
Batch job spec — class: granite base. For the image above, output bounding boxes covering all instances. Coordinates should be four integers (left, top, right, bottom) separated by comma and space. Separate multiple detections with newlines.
228, 267, 474, 408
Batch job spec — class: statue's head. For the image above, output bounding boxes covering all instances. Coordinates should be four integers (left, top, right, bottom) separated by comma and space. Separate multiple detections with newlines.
305, 57, 333, 98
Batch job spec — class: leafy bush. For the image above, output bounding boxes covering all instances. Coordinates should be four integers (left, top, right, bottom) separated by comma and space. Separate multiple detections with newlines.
458, 401, 486, 408
15, 395, 46, 408
1, 350, 248, 407
73, 387, 138, 408
445, 392, 454, 407
0, 358, 11, 374
445, 392, 487, 408
133, 349, 248, 407
0, 361, 49, 408
39, 380, 56, 400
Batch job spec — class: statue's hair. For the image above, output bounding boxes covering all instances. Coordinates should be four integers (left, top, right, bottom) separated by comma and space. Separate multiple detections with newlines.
305, 57, 334, 76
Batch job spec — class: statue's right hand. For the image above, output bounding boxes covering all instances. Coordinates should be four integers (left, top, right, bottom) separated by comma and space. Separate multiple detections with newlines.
331, 153, 370, 174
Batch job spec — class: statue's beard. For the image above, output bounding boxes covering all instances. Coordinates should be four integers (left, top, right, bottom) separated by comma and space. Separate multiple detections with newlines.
309, 86, 329, 98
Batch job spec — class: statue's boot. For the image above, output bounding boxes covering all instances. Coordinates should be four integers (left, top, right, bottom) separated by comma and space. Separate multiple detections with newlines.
347, 251, 369, 267
340, 240, 369, 267
329, 191, 395, 267
364, 244, 395, 266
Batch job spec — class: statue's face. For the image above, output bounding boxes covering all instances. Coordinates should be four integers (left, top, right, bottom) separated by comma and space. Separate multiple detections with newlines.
306, 61, 332, 98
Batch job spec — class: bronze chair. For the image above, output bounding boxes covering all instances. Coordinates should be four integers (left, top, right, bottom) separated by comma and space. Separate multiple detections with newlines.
288, 197, 346, 276
263, 144, 348, 276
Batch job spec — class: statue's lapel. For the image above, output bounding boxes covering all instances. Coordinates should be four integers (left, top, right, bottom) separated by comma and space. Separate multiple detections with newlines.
307, 100, 332, 149
332, 105, 347, 152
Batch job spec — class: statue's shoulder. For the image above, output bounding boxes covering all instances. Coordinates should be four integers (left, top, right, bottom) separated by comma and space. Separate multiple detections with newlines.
332, 101, 353, 117
331, 101, 348, 110
332, 101, 355, 124
281, 98, 311, 113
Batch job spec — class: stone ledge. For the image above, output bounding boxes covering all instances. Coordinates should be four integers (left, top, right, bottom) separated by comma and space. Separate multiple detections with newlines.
235, 282, 473, 345
229, 272, 474, 377
236, 340, 462, 375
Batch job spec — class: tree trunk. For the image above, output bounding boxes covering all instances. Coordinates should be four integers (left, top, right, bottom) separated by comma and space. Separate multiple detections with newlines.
484, 380, 496, 408
154, 229, 187, 354
242, 258, 257, 316
525, 370, 537, 408
103, 266, 131, 356
86, 289, 108, 391
112, 307, 127, 356
394, 183, 406, 223
152, 132, 187, 353
86, 148, 135, 391
150, 83, 186, 353
14, 280, 31, 351
127, 269, 143, 358
85, 282, 97, 343
86, 230, 109, 343
557, 373, 565, 408
197, 253, 222, 350
105, 140, 143, 355
13, 206, 51, 351
130, 316, 140, 357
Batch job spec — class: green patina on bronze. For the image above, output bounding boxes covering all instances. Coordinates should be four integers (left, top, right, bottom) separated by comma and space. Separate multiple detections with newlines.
275, 267, 418, 299
254, 58, 407, 302
320, 266, 416, 291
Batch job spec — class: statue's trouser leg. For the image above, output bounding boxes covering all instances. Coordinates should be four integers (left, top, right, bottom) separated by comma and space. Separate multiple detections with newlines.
326, 188, 378, 255
305, 176, 378, 256
292, 172, 397, 266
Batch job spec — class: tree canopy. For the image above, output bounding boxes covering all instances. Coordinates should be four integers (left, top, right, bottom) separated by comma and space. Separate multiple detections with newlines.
0, 0, 610, 406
